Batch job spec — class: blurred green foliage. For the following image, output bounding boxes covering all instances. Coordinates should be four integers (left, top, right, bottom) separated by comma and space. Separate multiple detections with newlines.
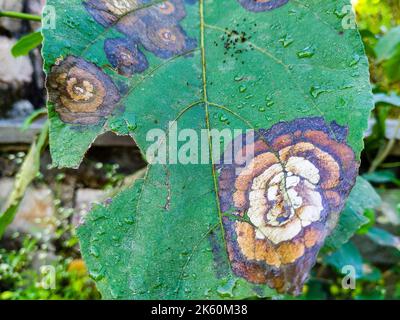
0, 0, 400, 300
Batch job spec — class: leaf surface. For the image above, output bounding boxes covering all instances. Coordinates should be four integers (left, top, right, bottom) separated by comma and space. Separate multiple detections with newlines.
324, 177, 381, 251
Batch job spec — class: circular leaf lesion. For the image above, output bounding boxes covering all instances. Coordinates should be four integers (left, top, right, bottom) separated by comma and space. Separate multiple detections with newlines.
218, 117, 359, 294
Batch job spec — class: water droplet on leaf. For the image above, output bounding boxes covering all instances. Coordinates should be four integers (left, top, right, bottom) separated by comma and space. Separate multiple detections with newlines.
297, 46, 315, 58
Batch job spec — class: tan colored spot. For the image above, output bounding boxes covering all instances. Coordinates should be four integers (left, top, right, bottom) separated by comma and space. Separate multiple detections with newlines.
159, 28, 177, 42
271, 276, 286, 293
278, 143, 306, 163
150, 26, 186, 51
304, 227, 323, 248
280, 142, 340, 189
304, 130, 330, 146
255, 240, 281, 267
66, 78, 94, 101
233, 152, 279, 209
235, 152, 279, 191
55, 73, 67, 85
304, 130, 356, 171
284, 156, 320, 184
287, 142, 315, 156
234, 139, 269, 166
277, 240, 305, 264
59, 67, 106, 113
232, 193, 248, 211
236, 222, 281, 267
310, 148, 340, 189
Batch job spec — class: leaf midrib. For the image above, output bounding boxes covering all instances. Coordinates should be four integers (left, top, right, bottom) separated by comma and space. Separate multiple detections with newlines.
199, 0, 229, 275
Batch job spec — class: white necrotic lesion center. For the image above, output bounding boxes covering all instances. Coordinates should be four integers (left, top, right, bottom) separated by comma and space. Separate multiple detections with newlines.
106, 0, 138, 15
247, 156, 323, 244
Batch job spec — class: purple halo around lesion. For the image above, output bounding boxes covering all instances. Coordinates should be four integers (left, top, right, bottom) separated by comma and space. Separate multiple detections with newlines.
146, 0, 188, 24
105, 38, 149, 77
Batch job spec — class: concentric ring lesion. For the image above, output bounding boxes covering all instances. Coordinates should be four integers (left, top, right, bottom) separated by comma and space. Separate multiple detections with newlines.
217, 116, 358, 294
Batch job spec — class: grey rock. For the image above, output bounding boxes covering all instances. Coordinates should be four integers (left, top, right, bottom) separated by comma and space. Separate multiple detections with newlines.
0, 0, 24, 33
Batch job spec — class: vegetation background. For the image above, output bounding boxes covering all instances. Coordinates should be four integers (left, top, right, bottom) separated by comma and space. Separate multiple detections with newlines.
0, 0, 399, 300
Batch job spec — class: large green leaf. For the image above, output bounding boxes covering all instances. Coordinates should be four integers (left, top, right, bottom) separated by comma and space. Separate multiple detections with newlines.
43, 0, 373, 298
